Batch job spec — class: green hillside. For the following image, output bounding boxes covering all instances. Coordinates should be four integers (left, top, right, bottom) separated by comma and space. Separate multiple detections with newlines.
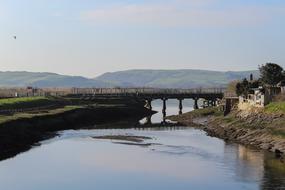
95, 69, 259, 88
0, 69, 259, 88
0, 71, 110, 88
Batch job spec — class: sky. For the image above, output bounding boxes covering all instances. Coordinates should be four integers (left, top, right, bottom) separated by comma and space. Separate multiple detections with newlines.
0, 0, 285, 77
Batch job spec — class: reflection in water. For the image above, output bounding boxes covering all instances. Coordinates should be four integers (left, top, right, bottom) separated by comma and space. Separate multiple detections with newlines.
0, 99, 284, 190
262, 153, 285, 189
140, 115, 177, 127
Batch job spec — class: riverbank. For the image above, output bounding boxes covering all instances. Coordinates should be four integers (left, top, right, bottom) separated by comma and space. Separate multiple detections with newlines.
0, 99, 155, 161
168, 106, 285, 155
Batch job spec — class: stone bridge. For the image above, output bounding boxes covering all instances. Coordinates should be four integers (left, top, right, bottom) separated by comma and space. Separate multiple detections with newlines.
71, 88, 225, 115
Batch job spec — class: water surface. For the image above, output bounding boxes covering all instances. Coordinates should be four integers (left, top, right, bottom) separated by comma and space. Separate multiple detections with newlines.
0, 100, 284, 190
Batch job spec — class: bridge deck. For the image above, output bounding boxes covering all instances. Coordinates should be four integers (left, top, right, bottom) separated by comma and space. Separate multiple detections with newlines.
71, 88, 225, 100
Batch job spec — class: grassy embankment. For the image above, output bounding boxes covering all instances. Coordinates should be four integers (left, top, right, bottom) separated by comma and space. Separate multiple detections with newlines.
0, 96, 82, 124
168, 107, 222, 122
0, 95, 148, 125
169, 101, 285, 139
168, 102, 285, 158
0, 96, 153, 161
265, 102, 285, 114
0, 96, 62, 109
264, 102, 285, 137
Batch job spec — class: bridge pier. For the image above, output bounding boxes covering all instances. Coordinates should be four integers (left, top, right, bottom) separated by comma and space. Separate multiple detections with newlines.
209, 99, 217, 107
213, 99, 217, 106
178, 98, 183, 115
193, 98, 199, 110
162, 98, 168, 118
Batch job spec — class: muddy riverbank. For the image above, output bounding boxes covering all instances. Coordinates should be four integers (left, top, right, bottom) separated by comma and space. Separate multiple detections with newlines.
0, 105, 155, 161
168, 108, 285, 155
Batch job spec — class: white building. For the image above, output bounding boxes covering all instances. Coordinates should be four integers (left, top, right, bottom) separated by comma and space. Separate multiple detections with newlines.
239, 87, 266, 108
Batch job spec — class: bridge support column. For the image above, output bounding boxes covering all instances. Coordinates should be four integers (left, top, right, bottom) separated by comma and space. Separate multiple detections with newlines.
162, 98, 167, 118
193, 98, 199, 110
213, 99, 217, 106
178, 98, 183, 115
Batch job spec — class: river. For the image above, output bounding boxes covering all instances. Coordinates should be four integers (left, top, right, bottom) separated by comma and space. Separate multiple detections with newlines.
0, 100, 284, 190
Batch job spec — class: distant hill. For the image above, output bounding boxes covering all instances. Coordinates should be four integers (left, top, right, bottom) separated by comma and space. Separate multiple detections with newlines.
95, 69, 259, 88
0, 69, 259, 88
0, 71, 110, 88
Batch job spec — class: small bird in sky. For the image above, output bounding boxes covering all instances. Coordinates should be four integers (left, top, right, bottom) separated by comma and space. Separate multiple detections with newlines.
13, 36, 16, 39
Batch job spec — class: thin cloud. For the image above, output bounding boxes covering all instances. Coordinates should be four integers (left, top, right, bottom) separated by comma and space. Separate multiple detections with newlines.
81, 0, 281, 27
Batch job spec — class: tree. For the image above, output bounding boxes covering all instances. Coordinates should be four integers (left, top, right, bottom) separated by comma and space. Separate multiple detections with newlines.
236, 78, 250, 96
236, 82, 243, 96
250, 79, 261, 89
259, 63, 284, 86
227, 80, 239, 93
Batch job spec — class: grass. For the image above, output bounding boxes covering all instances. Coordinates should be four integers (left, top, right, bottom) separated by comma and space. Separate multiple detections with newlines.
0, 96, 46, 104
0, 96, 82, 124
167, 106, 223, 122
222, 116, 236, 123
0, 95, 145, 125
0, 105, 83, 125
190, 107, 223, 117
265, 101, 285, 114
0, 96, 64, 110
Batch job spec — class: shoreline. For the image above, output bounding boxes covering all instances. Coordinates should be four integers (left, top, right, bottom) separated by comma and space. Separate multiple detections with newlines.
167, 108, 285, 155
0, 105, 155, 161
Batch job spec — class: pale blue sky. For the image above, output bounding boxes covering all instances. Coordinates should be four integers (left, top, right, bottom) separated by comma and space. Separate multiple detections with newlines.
0, 0, 285, 77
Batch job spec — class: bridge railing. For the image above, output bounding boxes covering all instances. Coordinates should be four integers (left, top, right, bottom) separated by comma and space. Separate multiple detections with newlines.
71, 88, 226, 95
